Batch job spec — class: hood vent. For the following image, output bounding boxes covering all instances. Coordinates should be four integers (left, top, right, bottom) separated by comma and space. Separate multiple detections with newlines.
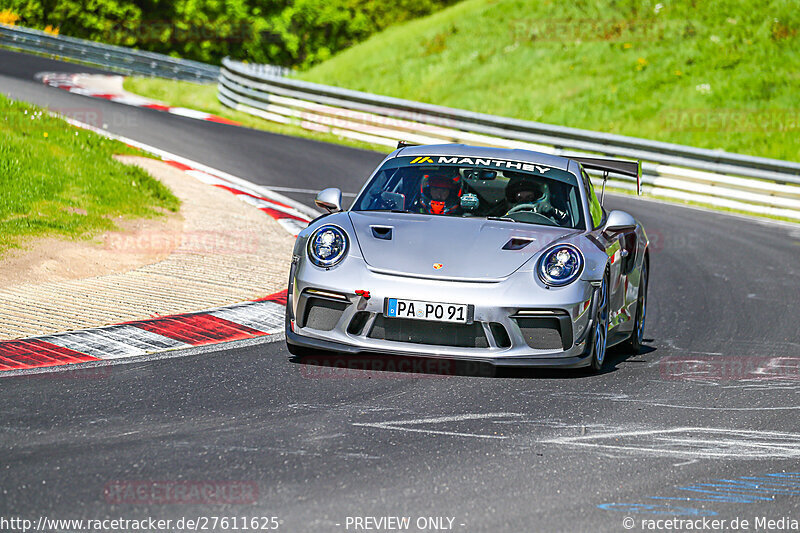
370, 225, 393, 240
502, 237, 534, 251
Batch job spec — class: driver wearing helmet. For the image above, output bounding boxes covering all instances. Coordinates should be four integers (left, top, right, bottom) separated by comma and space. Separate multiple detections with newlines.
418, 170, 463, 215
504, 175, 568, 223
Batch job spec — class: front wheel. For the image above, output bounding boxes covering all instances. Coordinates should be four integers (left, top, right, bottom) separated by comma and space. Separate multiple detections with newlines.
589, 272, 610, 372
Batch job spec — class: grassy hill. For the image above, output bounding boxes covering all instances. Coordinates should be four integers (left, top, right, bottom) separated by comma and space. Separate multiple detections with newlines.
299, 0, 800, 162
0, 95, 178, 254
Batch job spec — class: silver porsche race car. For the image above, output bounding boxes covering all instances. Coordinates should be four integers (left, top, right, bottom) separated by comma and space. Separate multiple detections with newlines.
286, 144, 649, 370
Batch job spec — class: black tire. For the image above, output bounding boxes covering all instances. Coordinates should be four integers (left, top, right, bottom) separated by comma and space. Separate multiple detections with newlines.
622, 259, 648, 354
589, 271, 610, 372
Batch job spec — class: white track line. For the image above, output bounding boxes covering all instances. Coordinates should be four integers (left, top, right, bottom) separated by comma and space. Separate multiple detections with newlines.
353, 413, 524, 439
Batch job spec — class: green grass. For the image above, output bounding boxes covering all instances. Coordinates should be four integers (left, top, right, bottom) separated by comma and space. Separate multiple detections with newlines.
0, 95, 179, 254
299, 0, 800, 162
122, 77, 388, 153
120, 0, 799, 225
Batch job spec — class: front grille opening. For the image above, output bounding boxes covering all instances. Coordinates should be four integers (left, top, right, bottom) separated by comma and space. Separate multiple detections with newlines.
347, 311, 370, 335
489, 322, 511, 348
369, 316, 488, 348
516, 317, 564, 350
301, 297, 348, 331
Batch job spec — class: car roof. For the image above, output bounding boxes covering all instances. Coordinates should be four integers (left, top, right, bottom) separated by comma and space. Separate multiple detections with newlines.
394, 144, 573, 171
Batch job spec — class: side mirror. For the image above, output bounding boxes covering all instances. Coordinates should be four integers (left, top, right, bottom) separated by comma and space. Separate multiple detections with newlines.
602, 210, 637, 234
315, 187, 343, 213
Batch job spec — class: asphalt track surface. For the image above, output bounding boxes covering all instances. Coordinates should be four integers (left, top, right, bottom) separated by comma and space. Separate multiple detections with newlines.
2, 49, 800, 532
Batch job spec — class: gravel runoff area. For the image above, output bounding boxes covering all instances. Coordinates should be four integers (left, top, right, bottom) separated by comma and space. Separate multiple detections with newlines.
0, 156, 296, 340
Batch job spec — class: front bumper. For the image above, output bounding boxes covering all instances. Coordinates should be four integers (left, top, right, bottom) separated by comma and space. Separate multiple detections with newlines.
287, 256, 599, 368
287, 328, 594, 368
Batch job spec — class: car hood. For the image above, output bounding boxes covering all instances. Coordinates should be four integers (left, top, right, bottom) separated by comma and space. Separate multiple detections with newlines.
348, 211, 579, 281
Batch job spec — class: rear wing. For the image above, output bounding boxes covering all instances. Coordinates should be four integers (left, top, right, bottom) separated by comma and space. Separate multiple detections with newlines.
397, 140, 420, 149
571, 156, 642, 196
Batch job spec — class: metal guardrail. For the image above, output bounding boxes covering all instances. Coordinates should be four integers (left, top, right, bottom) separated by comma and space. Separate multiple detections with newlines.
219, 58, 800, 221
0, 23, 220, 82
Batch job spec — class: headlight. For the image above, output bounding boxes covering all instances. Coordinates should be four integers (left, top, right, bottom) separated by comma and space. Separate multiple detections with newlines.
538, 244, 583, 286
307, 225, 349, 267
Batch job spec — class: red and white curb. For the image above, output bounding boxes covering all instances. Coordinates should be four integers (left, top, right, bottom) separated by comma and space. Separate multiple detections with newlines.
162, 159, 313, 236
37, 72, 240, 126
58, 114, 319, 236
1, 90, 319, 373
38, 72, 320, 234
0, 291, 287, 373
0, 98, 321, 373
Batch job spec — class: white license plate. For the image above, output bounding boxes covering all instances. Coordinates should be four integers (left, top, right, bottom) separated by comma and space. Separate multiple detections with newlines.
385, 298, 470, 323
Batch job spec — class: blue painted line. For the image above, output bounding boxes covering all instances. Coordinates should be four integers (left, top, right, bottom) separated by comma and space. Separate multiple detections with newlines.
599, 471, 800, 515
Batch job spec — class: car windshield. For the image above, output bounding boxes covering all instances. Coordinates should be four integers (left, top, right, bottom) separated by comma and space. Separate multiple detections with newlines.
352, 155, 585, 229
